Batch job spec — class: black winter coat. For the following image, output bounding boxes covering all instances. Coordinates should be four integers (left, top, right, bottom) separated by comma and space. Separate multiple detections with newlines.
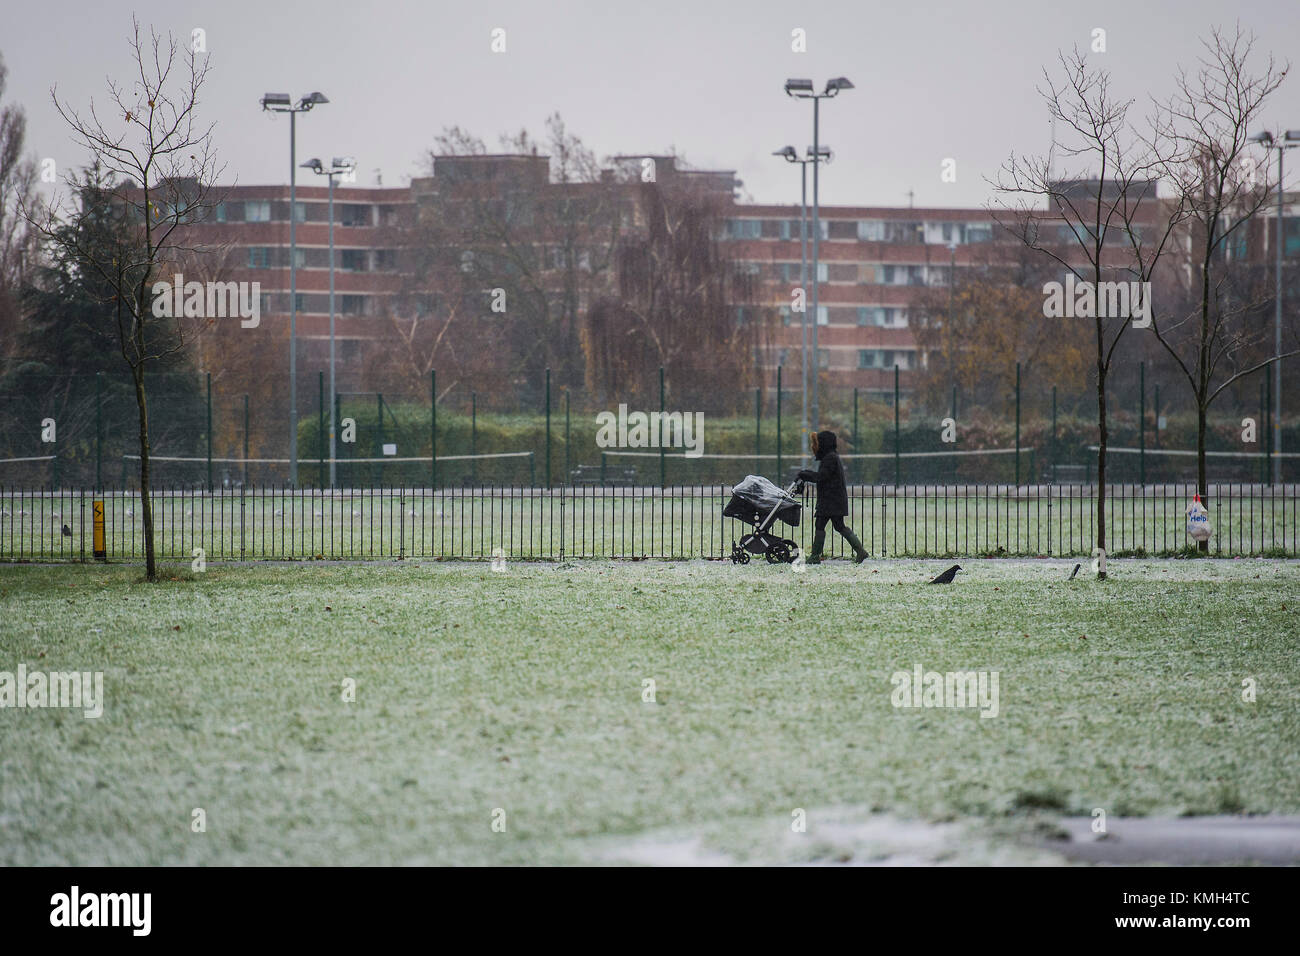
798, 430, 848, 518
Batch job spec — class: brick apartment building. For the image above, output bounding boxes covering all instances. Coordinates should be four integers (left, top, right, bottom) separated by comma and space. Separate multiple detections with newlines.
169, 159, 1289, 404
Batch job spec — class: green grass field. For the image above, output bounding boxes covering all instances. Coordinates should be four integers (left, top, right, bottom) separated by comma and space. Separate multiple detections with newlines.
2, 557, 1296, 865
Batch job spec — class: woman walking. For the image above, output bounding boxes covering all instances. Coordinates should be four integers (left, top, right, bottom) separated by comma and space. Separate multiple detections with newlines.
797, 430, 867, 564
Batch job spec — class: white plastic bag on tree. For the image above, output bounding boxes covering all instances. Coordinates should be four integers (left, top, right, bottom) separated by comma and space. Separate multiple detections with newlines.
1185, 493, 1212, 542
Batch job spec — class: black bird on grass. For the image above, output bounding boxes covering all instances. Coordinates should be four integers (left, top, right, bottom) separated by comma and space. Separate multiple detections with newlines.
1069, 563, 1081, 580
929, 564, 962, 584
61, 524, 73, 538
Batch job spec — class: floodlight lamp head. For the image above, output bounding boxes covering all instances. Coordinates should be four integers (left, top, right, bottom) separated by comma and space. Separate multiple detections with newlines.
785, 78, 814, 97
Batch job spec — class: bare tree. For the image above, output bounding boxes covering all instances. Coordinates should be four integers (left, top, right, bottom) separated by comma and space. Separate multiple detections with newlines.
413, 115, 621, 398
584, 167, 768, 414
0, 52, 39, 359
24, 18, 222, 580
1145, 26, 1293, 548
993, 48, 1172, 577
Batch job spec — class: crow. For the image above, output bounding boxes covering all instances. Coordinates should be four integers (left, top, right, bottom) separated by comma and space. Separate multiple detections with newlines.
929, 564, 962, 584
1069, 563, 1081, 580
61, 524, 73, 537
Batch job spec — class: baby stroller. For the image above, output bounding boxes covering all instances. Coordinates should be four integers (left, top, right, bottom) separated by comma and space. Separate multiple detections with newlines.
724, 475, 803, 564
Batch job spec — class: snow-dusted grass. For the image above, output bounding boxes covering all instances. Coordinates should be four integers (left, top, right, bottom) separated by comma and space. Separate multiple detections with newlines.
1, 558, 1296, 865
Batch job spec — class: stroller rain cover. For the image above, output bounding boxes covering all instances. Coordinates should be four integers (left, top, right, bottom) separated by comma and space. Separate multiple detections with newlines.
723, 475, 801, 527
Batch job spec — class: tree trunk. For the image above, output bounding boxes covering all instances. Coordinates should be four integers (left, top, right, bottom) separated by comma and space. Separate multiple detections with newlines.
1095, 357, 1108, 579
1197, 401, 1209, 553
133, 367, 156, 581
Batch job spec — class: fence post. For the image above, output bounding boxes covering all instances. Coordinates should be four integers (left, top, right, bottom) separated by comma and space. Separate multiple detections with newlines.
755, 388, 761, 475
565, 389, 570, 483
471, 391, 477, 485
1139, 360, 1146, 487
436, 366, 441, 486
95, 371, 103, 493
853, 386, 859, 452
1154, 383, 1161, 451
950, 383, 959, 484
545, 368, 551, 488
206, 371, 213, 493
894, 364, 900, 487
777, 365, 783, 481
243, 394, 250, 488
1051, 386, 1058, 484
658, 366, 665, 489
1264, 372, 1272, 486
376, 393, 385, 487
318, 372, 325, 489
1014, 361, 1021, 488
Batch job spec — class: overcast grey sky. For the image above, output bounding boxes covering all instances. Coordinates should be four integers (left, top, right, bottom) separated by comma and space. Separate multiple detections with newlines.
7, 0, 1300, 208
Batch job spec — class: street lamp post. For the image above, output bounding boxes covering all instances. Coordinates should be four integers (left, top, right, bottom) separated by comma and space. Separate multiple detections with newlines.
774, 146, 830, 463
786, 78, 853, 433
260, 91, 328, 487
302, 156, 357, 489
1250, 128, 1300, 484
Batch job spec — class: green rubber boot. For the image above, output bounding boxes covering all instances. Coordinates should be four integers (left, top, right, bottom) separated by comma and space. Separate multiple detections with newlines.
805, 527, 826, 564
843, 528, 868, 564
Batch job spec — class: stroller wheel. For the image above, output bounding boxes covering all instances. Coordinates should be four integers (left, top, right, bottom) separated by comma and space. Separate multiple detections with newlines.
766, 542, 791, 564
730, 544, 750, 565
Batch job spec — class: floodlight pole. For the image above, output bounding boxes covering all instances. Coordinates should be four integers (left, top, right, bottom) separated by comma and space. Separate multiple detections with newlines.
811, 96, 822, 434
303, 157, 354, 488
787, 78, 851, 434
800, 160, 808, 463
328, 170, 336, 488
290, 110, 298, 487
1275, 146, 1285, 485
261, 92, 327, 487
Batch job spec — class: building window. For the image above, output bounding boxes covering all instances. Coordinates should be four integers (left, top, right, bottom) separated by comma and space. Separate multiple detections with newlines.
882, 265, 895, 284
858, 349, 877, 369
728, 219, 761, 239
942, 223, 952, 241
816, 262, 828, 282
294, 201, 307, 222
779, 306, 792, 326
248, 247, 270, 268
341, 249, 368, 271
246, 201, 271, 222
1286, 219, 1300, 256
816, 305, 828, 326
214, 203, 227, 223
818, 349, 829, 369
858, 220, 884, 241
966, 223, 993, 243
857, 307, 869, 326
338, 204, 372, 227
